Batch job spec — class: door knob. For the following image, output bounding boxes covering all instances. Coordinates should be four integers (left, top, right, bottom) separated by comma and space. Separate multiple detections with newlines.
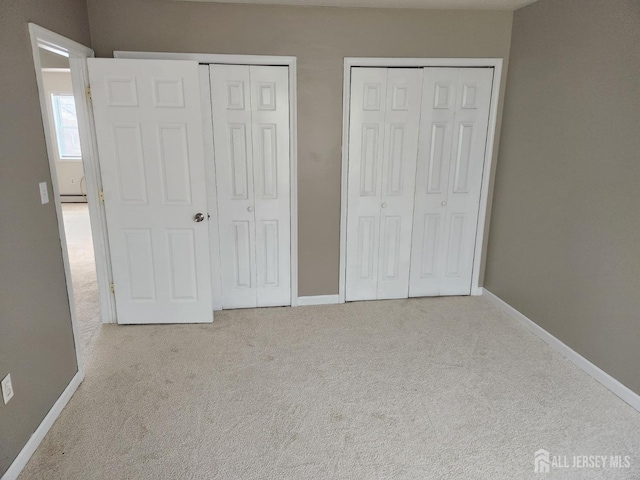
194, 213, 205, 222
441, 201, 447, 206
247, 206, 254, 212
381, 202, 387, 208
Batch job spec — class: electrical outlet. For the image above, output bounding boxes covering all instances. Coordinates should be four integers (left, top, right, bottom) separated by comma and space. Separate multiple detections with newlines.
39, 182, 49, 204
1, 374, 14, 404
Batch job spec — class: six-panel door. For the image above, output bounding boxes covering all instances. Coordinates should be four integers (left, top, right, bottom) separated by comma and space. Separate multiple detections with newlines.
210, 65, 291, 309
88, 58, 213, 324
345, 68, 424, 301
346, 66, 493, 301
409, 68, 493, 297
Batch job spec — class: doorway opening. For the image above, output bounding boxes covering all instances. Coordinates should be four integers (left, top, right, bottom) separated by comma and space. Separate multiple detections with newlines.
30, 24, 117, 374
40, 48, 101, 363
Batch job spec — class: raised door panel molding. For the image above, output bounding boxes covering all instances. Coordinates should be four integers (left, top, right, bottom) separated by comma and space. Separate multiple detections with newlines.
153, 78, 185, 108
112, 123, 148, 204
158, 124, 192, 205
167, 229, 198, 301
106, 77, 138, 106
359, 124, 380, 196
228, 124, 250, 200
123, 229, 156, 301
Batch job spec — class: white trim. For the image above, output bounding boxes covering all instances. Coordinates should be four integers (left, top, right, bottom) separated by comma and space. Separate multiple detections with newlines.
114, 51, 296, 66
297, 294, 340, 306
1, 371, 82, 480
29, 24, 116, 328
41, 67, 71, 73
115, 51, 299, 308
339, 57, 503, 303
483, 289, 640, 413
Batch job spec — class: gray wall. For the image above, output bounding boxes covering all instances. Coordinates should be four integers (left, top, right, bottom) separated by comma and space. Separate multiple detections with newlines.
39, 47, 70, 69
0, 0, 90, 475
485, 0, 640, 394
86, 0, 514, 296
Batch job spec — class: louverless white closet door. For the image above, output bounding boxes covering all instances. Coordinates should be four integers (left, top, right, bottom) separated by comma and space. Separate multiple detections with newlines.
250, 66, 291, 307
210, 65, 290, 309
409, 67, 493, 296
345, 67, 423, 301
88, 59, 213, 324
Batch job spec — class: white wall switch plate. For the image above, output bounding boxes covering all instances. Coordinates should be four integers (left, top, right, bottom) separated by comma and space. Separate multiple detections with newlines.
39, 182, 49, 204
2, 374, 14, 404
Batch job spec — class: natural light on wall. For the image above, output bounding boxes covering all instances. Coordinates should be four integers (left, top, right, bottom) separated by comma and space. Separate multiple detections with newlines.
51, 93, 82, 159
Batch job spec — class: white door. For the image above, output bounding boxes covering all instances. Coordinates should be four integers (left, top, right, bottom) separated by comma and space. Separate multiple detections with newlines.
409, 67, 493, 296
345, 68, 423, 301
88, 59, 213, 324
209, 65, 291, 309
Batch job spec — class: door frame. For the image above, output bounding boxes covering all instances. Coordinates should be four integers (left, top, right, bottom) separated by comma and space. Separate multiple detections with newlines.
339, 57, 503, 303
115, 51, 299, 307
28, 24, 118, 343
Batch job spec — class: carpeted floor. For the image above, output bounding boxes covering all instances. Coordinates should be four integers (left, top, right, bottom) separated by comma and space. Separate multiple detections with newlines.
18, 296, 640, 479
61, 203, 102, 364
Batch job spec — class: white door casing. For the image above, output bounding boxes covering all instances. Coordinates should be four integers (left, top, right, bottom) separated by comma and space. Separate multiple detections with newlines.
409, 67, 493, 296
345, 68, 424, 301
88, 58, 213, 324
210, 65, 291, 308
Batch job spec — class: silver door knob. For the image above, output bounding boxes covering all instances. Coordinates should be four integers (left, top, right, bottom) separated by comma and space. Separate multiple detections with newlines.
194, 213, 205, 222
381, 202, 387, 208
441, 201, 447, 206
247, 206, 254, 212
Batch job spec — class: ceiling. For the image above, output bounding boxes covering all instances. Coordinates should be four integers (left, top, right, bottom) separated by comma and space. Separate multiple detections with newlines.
177, 0, 539, 10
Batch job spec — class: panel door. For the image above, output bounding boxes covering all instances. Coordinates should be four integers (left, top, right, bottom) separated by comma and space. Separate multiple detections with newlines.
88, 58, 213, 324
210, 65, 291, 309
345, 67, 423, 301
409, 67, 493, 296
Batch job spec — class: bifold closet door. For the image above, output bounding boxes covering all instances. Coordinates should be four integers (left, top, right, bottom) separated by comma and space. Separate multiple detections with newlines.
210, 64, 291, 309
409, 68, 493, 296
88, 58, 213, 324
345, 67, 423, 301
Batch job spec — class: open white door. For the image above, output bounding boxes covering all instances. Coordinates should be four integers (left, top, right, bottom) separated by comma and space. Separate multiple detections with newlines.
88, 59, 213, 324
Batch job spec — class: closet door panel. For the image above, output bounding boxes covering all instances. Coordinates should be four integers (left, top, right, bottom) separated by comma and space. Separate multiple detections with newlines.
250, 66, 291, 307
409, 67, 493, 297
376, 68, 423, 299
440, 68, 493, 295
210, 65, 258, 309
345, 68, 387, 301
409, 68, 458, 297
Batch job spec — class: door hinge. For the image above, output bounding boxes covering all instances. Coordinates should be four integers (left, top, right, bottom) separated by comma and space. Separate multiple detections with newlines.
110, 282, 115, 294
99, 189, 104, 202
86, 86, 92, 101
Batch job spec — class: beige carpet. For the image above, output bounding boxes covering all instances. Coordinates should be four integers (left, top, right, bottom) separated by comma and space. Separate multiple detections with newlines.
19, 297, 640, 479
61, 203, 102, 364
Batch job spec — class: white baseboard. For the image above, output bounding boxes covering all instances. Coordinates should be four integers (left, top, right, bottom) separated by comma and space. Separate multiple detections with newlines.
297, 294, 340, 306
483, 289, 640, 412
1, 371, 83, 480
